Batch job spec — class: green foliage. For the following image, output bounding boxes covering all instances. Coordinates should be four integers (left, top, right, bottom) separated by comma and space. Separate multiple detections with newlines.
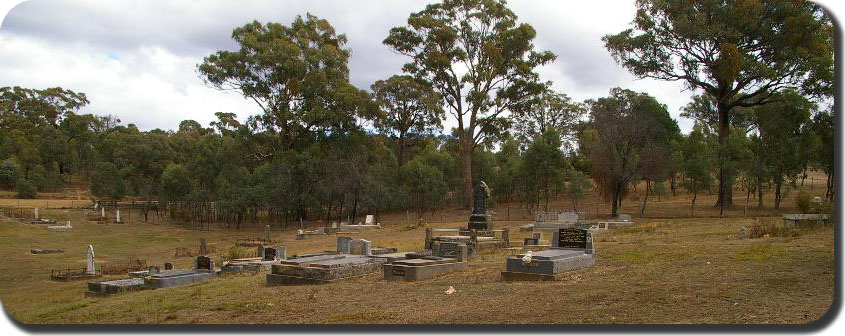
518, 130, 567, 211
401, 159, 447, 218
0, 159, 21, 189
16, 178, 37, 199
198, 16, 376, 151
159, 164, 192, 201
90, 162, 125, 201
384, 0, 556, 208
794, 190, 814, 213
588, 88, 679, 216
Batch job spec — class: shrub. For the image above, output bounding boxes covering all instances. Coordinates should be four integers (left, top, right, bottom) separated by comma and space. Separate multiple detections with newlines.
16, 178, 38, 199
748, 218, 800, 239
794, 190, 814, 213
0, 159, 21, 189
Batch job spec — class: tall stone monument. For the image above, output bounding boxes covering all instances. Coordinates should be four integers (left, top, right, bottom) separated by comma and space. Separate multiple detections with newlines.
86, 245, 96, 275
467, 181, 492, 231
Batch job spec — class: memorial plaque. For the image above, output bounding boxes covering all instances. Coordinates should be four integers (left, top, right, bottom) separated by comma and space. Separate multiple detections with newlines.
392, 268, 406, 276
437, 242, 459, 258
558, 228, 587, 249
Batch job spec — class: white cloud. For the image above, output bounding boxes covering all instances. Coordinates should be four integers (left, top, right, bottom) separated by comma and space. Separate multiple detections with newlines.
2, 0, 839, 134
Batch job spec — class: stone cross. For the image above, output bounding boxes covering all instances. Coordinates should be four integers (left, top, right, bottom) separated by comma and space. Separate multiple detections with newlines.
199, 238, 207, 255
86, 245, 96, 275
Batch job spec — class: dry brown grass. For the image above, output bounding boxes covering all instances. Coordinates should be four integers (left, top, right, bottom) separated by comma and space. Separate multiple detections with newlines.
0, 178, 834, 325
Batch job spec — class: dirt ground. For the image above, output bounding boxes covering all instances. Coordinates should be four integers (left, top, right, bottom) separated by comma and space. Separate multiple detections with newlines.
0, 177, 835, 325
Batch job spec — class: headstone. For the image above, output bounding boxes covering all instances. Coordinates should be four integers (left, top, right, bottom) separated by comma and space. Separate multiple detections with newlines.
350, 239, 372, 256
195, 256, 213, 271
739, 226, 747, 240
264, 225, 271, 242
101, 207, 105, 218
365, 215, 374, 225
34, 207, 39, 219
337, 236, 353, 254
332, 222, 338, 228
149, 266, 160, 275
257, 245, 265, 260
164, 262, 173, 270
263, 247, 278, 261
115, 210, 121, 222
277, 246, 287, 260
86, 245, 96, 275
618, 214, 632, 222
199, 239, 207, 255
553, 228, 593, 254
472, 181, 491, 215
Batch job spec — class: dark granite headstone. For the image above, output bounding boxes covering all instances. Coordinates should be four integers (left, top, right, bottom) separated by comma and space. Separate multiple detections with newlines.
558, 228, 587, 249
472, 181, 491, 215
164, 262, 173, 270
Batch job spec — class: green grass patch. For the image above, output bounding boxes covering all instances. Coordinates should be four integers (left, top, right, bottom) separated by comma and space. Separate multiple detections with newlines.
731, 243, 784, 262
326, 310, 399, 323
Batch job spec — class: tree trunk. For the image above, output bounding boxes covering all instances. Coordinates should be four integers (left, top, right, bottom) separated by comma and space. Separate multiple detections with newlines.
640, 179, 650, 216
397, 133, 406, 178
757, 179, 764, 209
611, 185, 620, 217
460, 136, 473, 210
774, 179, 782, 210
715, 101, 733, 210
691, 192, 697, 217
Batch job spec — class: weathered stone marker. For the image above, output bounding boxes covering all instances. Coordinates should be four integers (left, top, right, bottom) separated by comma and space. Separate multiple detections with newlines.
467, 181, 493, 231
34, 207, 39, 219
101, 207, 105, 218
115, 210, 121, 223
164, 262, 173, 270
264, 225, 271, 242
337, 236, 353, 254
86, 245, 96, 275
195, 256, 214, 271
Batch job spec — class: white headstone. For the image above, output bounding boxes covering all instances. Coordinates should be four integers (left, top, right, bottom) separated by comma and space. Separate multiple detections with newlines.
66, 221, 71, 228
365, 215, 374, 225
34, 207, 39, 219
101, 208, 105, 218
116, 209, 121, 222
86, 245, 96, 275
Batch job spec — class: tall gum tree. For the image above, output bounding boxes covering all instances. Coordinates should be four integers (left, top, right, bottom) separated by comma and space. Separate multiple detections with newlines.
198, 15, 377, 158
384, 0, 555, 209
603, 0, 833, 210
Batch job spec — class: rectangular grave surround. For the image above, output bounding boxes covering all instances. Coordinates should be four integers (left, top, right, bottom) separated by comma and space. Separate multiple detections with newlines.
502, 228, 595, 281
267, 256, 387, 285
144, 270, 215, 289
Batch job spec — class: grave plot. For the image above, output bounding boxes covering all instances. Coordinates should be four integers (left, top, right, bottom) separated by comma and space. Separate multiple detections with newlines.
47, 221, 73, 232
30, 248, 64, 254
84, 278, 146, 297
266, 255, 388, 285
144, 256, 216, 289
424, 227, 509, 256
501, 228, 595, 281
384, 242, 468, 281
337, 215, 382, 231
220, 245, 287, 274
98, 258, 147, 275
51, 245, 100, 281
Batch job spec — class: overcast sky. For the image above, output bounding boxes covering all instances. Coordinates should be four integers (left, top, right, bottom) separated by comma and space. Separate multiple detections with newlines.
0, 0, 841, 134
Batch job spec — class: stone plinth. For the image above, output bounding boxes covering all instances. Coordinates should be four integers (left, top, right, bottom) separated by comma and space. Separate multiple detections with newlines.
144, 270, 215, 289
267, 256, 386, 286
501, 249, 594, 281
84, 278, 146, 297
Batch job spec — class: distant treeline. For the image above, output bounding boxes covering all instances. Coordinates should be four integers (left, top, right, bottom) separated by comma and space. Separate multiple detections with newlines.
0, 0, 833, 228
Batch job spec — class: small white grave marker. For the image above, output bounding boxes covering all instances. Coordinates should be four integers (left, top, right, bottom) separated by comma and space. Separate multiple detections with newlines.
86, 245, 96, 275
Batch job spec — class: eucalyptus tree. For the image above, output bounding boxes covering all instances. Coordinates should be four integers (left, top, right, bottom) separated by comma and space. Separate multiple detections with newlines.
371, 75, 444, 171
384, 0, 555, 209
604, 0, 834, 209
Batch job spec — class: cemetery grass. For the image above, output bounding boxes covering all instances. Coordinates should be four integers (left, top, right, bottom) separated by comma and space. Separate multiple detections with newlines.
0, 185, 835, 324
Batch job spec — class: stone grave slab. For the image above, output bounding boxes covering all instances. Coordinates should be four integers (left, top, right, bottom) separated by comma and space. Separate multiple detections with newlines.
85, 277, 146, 297
501, 228, 595, 281
267, 256, 387, 285
144, 270, 216, 289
